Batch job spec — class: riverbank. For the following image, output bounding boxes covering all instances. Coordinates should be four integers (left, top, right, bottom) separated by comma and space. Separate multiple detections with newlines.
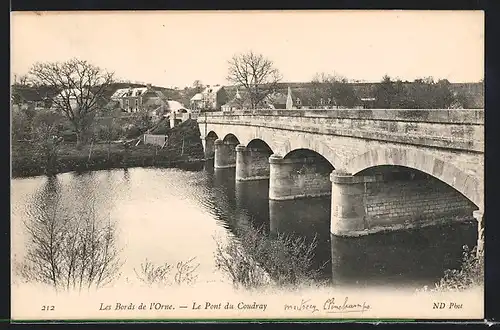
12, 119, 206, 178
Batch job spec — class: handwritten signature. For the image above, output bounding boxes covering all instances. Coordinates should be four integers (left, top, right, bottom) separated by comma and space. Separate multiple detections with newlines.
283, 299, 319, 314
323, 297, 371, 314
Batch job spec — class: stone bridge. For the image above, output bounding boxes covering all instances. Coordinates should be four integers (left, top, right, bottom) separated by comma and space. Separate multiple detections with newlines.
198, 109, 484, 250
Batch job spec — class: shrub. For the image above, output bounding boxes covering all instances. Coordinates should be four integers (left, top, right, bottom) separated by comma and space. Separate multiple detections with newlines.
18, 195, 123, 292
420, 245, 483, 292
133, 257, 200, 287
214, 225, 325, 290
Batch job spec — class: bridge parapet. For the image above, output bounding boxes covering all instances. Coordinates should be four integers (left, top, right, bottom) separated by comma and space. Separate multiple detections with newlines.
199, 109, 484, 153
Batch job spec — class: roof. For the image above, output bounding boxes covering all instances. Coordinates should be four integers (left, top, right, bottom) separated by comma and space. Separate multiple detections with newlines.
190, 93, 203, 101
202, 85, 224, 94
111, 87, 149, 99
222, 97, 244, 108
56, 88, 94, 99
167, 100, 189, 113
11, 86, 59, 102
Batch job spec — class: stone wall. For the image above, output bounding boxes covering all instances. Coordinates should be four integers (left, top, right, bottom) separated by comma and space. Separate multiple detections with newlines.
364, 178, 478, 230
235, 146, 271, 181
269, 155, 333, 200
214, 139, 237, 169
199, 109, 484, 152
331, 172, 479, 236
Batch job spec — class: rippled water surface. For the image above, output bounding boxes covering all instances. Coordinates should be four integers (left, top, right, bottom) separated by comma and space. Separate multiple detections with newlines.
11, 165, 478, 290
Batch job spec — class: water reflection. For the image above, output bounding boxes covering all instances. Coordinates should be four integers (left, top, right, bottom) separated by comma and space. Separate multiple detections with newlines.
19, 174, 122, 291
235, 180, 270, 232
269, 198, 332, 279
11, 165, 479, 291
330, 222, 478, 288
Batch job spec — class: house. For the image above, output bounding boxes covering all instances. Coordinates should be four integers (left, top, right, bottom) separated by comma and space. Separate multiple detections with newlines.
53, 88, 95, 111
265, 87, 304, 109
360, 97, 376, 109
110, 84, 168, 115
11, 86, 58, 111
190, 85, 228, 111
221, 88, 245, 111
189, 93, 204, 110
163, 100, 197, 127
220, 86, 307, 111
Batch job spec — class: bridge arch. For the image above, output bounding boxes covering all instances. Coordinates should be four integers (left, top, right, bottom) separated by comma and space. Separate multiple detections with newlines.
247, 139, 274, 153
284, 138, 341, 170
345, 147, 483, 209
206, 131, 219, 139
222, 133, 240, 145
284, 148, 336, 169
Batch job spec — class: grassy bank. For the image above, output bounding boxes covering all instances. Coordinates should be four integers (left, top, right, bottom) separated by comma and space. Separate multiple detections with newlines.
12, 119, 206, 178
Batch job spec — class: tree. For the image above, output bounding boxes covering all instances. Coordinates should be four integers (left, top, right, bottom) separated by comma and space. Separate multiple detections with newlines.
310, 73, 359, 108
227, 51, 282, 109
28, 58, 114, 147
18, 187, 122, 291
31, 109, 65, 174
192, 80, 204, 93
13, 74, 30, 87
11, 106, 29, 141
374, 75, 397, 108
432, 79, 455, 109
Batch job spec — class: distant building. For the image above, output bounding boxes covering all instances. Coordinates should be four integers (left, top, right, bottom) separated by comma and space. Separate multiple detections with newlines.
110, 84, 168, 114
11, 86, 57, 111
190, 85, 228, 111
163, 100, 196, 127
53, 88, 95, 111
221, 88, 244, 111
360, 97, 376, 109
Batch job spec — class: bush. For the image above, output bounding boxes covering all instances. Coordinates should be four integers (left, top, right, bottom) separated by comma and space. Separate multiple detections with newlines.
133, 257, 200, 287
214, 226, 325, 290
420, 245, 483, 292
17, 194, 123, 291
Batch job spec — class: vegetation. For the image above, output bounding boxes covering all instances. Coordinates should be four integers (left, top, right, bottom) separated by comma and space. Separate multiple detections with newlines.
27, 58, 115, 147
420, 245, 484, 292
373, 75, 477, 109
227, 51, 283, 109
15, 192, 122, 292
11, 119, 205, 178
133, 257, 200, 287
307, 73, 359, 108
214, 225, 325, 290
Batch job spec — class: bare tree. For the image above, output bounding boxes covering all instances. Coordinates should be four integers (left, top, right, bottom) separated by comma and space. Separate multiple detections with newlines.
227, 51, 282, 109
192, 80, 204, 93
28, 58, 114, 147
13, 74, 30, 86
18, 191, 122, 292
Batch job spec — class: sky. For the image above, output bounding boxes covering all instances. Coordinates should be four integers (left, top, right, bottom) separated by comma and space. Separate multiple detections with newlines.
11, 10, 484, 88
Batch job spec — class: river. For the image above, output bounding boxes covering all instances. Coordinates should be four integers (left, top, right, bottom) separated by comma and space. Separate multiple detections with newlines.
11, 164, 478, 291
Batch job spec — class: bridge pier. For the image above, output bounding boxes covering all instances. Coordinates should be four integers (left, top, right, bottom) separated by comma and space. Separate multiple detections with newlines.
235, 144, 271, 181
269, 154, 332, 200
330, 170, 478, 237
201, 136, 217, 159
330, 171, 378, 236
214, 139, 237, 169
